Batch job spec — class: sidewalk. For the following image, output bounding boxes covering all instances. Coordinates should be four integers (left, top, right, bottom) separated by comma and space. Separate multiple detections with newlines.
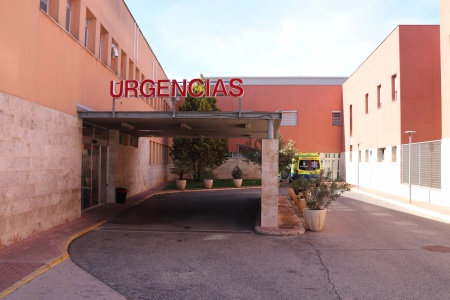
0, 183, 166, 298
0, 184, 303, 298
352, 187, 450, 224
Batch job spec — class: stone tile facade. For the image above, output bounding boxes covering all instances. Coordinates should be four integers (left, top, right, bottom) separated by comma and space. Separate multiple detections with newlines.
261, 139, 279, 227
0, 93, 81, 247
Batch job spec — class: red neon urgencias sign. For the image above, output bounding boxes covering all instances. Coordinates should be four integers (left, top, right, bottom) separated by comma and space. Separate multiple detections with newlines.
110, 78, 244, 98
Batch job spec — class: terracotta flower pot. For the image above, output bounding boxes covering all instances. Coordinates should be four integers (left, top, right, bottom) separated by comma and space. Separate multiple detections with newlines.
298, 198, 307, 216
233, 178, 242, 188
203, 179, 213, 189
288, 188, 297, 201
176, 179, 186, 190
303, 208, 327, 231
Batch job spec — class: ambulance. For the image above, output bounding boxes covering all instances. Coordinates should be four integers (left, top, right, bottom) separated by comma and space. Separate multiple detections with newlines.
289, 153, 322, 182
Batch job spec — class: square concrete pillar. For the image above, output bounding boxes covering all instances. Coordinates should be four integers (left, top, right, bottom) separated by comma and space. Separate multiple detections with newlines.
261, 139, 279, 227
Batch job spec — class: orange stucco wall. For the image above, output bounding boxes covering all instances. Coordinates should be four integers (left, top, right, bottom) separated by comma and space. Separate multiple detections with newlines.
180, 83, 344, 153
0, 0, 168, 115
0, 0, 172, 247
399, 25, 441, 144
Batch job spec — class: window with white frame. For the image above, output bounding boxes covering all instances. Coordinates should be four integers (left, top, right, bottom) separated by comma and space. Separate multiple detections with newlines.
280, 111, 297, 126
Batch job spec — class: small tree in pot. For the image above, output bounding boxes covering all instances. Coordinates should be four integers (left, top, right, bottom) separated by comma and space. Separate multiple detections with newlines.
201, 169, 215, 189
231, 165, 243, 188
298, 170, 350, 231
170, 159, 191, 190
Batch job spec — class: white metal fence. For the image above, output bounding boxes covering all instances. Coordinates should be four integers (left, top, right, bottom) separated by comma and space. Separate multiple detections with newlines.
401, 140, 441, 189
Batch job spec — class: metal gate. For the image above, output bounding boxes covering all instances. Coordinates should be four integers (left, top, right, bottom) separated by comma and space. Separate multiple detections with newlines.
401, 140, 441, 189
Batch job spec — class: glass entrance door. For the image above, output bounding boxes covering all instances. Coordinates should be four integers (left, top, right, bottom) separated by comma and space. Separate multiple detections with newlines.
82, 143, 108, 210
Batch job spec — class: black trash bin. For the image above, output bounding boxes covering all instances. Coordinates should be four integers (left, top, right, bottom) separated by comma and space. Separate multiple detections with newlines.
116, 188, 128, 203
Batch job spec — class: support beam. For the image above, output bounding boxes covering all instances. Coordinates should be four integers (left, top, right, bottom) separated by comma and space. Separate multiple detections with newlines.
261, 139, 279, 227
268, 118, 274, 139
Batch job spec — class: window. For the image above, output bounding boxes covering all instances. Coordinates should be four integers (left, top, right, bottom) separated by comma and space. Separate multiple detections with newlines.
84, 18, 89, 47
332, 111, 341, 126
85, 9, 96, 53
100, 25, 109, 65
111, 39, 119, 74
149, 142, 169, 165
349, 105, 352, 135
66, 0, 72, 32
40, 0, 49, 13
129, 136, 138, 148
99, 34, 102, 61
280, 111, 297, 126
120, 51, 127, 78
392, 146, 397, 162
358, 150, 361, 162
349, 145, 353, 162
129, 60, 135, 80
365, 150, 369, 162
119, 133, 124, 145
377, 147, 385, 162
377, 85, 382, 109
365, 93, 369, 114
391, 74, 398, 101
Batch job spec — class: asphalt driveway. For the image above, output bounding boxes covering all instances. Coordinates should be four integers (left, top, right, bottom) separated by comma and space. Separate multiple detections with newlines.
68, 190, 450, 300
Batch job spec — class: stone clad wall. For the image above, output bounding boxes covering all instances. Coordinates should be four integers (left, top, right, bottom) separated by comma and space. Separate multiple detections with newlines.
113, 136, 170, 199
213, 159, 261, 179
261, 139, 279, 227
0, 93, 81, 247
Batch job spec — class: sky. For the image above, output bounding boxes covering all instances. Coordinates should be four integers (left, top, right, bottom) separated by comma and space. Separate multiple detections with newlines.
124, 0, 440, 80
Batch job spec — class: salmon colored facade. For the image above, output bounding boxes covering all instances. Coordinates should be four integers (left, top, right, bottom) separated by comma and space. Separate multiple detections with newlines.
2, 0, 450, 248
343, 25, 443, 204
215, 79, 345, 153
440, 0, 450, 199
0, 0, 172, 247
175, 77, 346, 179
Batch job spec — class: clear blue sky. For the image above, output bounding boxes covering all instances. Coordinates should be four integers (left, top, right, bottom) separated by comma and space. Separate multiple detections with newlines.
124, 0, 440, 80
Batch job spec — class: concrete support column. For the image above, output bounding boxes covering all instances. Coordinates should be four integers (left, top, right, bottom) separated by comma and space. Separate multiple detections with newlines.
261, 139, 279, 227
108, 130, 118, 203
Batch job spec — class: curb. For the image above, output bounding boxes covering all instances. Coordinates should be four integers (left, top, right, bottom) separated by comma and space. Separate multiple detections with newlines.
255, 196, 305, 236
0, 221, 106, 299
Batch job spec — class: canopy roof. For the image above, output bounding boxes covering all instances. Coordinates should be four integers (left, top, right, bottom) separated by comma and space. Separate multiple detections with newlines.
78, 111, 282, 139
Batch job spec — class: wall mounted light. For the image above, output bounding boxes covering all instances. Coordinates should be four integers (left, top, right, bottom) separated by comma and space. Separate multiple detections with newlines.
121, 122, 134, 130
180, 123, 191, 130
111, 44, 119, 58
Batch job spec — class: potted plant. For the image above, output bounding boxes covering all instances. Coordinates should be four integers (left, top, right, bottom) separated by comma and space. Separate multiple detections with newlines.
202, 169, 215, 189
298, 170, 350, 231
231, 165, 243, 188
288, 179, 307, 215
288, 179, 301, 201
170, 160, 190, 190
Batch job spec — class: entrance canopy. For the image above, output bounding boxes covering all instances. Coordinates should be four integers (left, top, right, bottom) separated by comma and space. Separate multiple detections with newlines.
78, 111, 282, 139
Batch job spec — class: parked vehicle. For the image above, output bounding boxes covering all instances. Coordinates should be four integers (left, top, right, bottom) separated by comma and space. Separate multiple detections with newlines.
289, 152, 322, 182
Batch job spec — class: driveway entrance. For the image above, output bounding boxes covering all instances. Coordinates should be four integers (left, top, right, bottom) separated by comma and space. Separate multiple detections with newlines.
102, 189, 260, 233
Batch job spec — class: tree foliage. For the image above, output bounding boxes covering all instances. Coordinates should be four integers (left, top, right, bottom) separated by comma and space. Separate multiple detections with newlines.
170, 75, 229, 181
238, 132, 298, 171
296, 170, 350, 210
